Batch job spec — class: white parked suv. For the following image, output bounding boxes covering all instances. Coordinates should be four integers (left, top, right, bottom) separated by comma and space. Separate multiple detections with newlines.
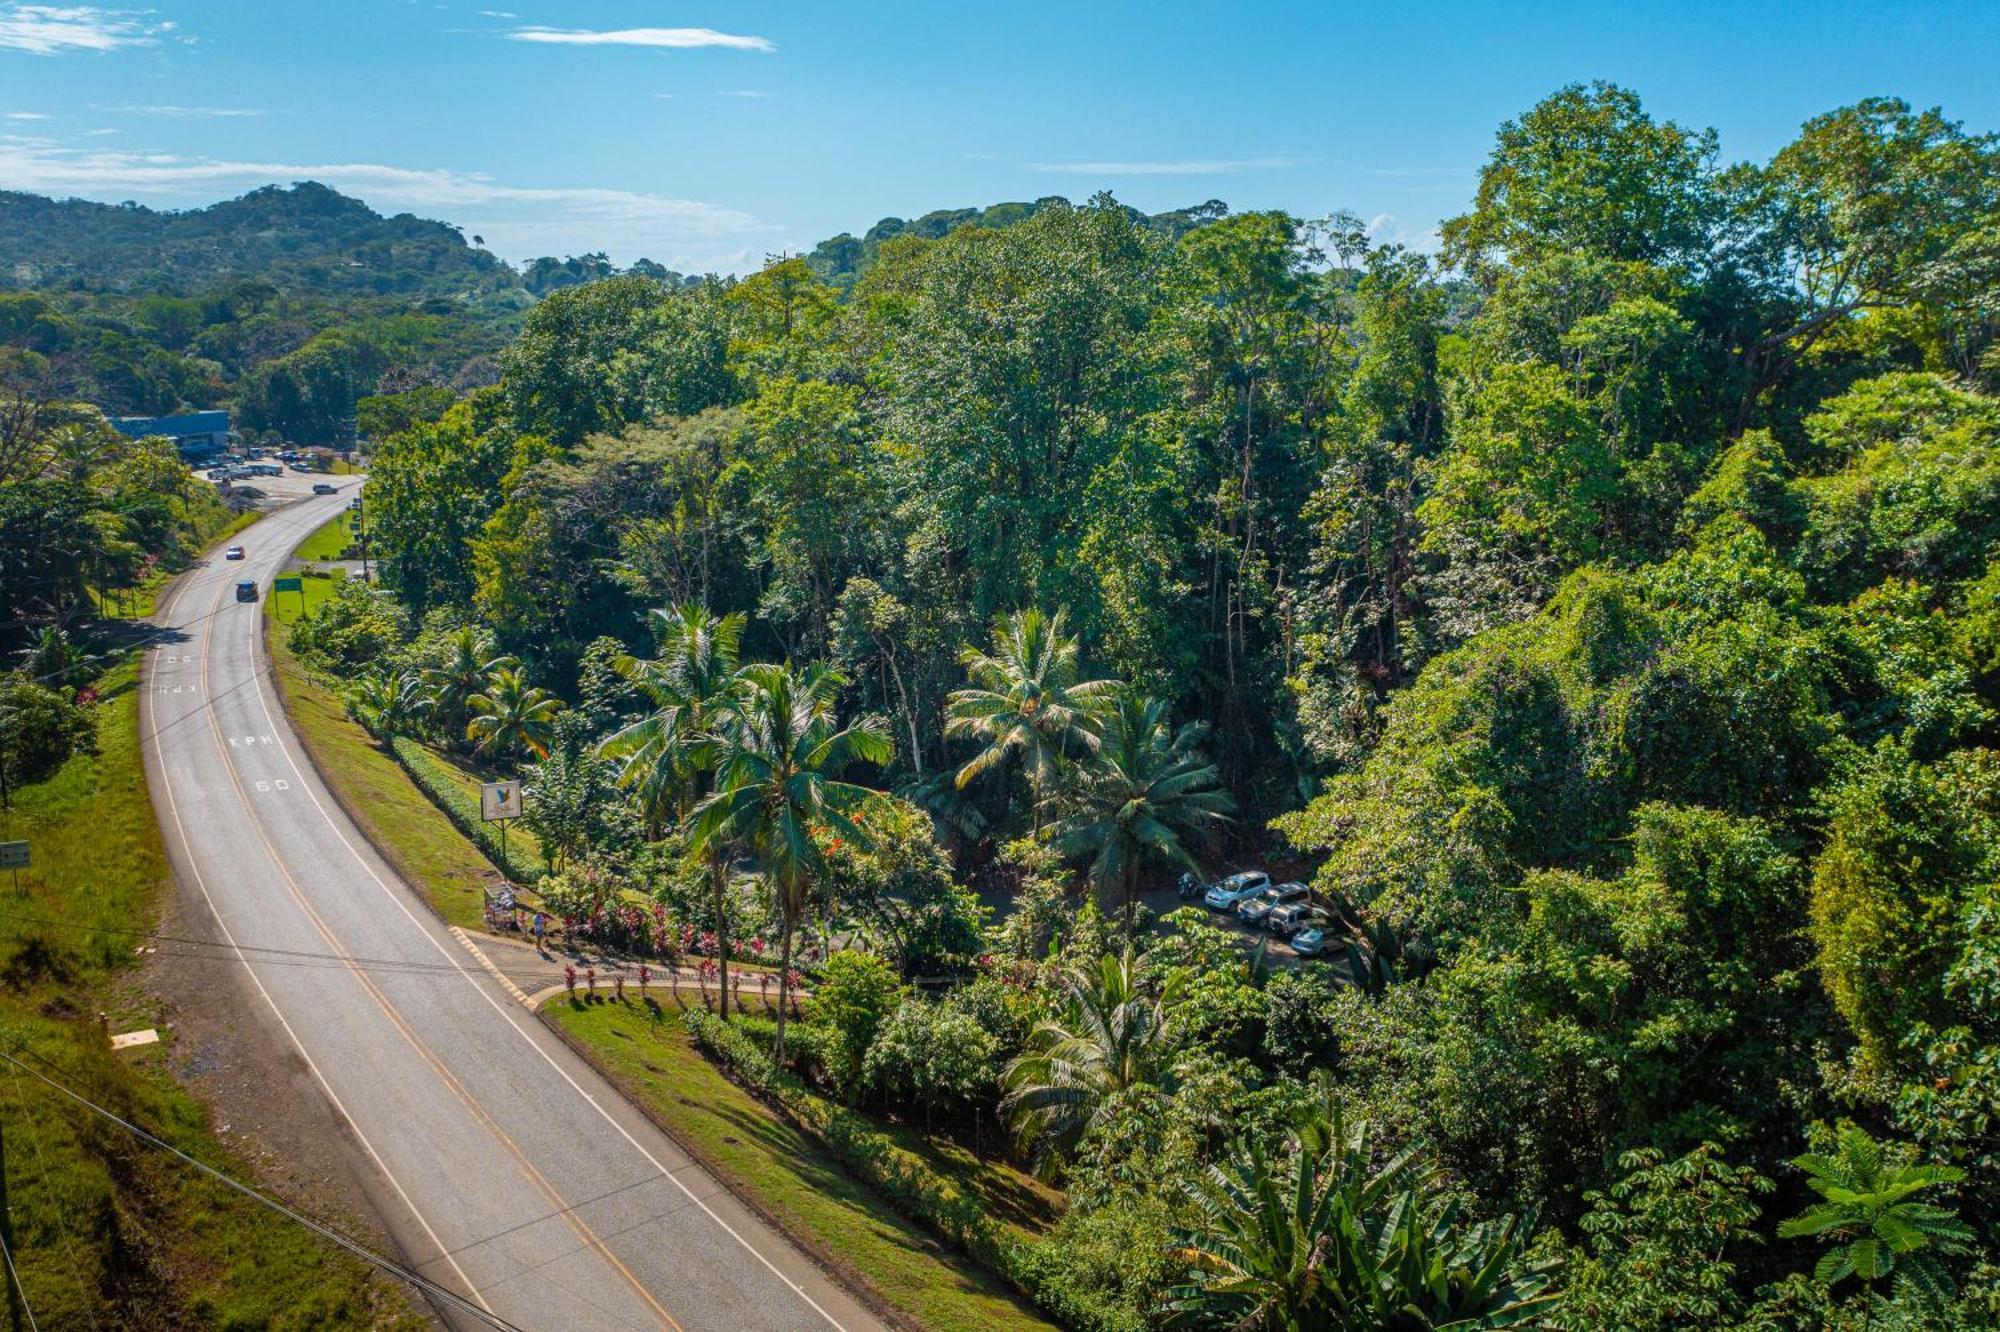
1203, 871, 1272, 912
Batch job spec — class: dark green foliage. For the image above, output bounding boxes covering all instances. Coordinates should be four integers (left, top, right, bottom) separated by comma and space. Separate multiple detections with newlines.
0, 674, 98, 798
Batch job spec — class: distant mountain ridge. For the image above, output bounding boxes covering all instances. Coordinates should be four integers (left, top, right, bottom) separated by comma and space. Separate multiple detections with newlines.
0, 182, 520, 299
0, 182, 1232, 301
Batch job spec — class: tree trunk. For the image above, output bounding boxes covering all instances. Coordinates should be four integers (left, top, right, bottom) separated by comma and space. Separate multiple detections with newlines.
710, 854, 730, 1022
773, 915, 795, 1064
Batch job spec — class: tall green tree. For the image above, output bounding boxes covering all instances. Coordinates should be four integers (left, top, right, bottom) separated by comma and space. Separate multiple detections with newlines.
1002, 949, 1182, 1172
601, 604, 747, 1016
465, 666, 563, 762
689, 662, 891, 1059
420, 625, 514, 749
1045, 689, 1233, 930
946, 606, 1117, 835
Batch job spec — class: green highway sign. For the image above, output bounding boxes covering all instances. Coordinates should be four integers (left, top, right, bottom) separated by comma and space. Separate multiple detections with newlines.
273, 576, 303, 592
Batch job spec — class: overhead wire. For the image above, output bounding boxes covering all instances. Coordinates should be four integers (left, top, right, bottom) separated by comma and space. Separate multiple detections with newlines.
0, 1042, 524, 1332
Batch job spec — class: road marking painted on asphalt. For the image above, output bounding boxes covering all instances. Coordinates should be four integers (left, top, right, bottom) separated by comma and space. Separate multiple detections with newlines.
144, 500, 495, 1324
199, 501, 682, 1332
449, 928, 534, 1008
247, 597, 857, 1332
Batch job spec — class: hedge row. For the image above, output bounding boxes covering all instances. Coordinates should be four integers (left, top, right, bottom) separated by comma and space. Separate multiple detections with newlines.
387, 735, 544, 885
683, 1010, 1141, 1332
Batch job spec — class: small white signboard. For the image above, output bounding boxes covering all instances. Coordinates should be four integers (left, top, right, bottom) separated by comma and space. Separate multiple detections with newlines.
480, 780, 522, 823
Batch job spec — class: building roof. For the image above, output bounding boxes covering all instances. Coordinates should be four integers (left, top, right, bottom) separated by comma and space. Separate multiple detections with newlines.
111, 410, 230, 438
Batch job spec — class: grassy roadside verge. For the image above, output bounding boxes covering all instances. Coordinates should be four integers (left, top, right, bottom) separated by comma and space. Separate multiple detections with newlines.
89, 505, 262, 621
546, 996, 1058, 1332
2, 655, 423, 1328
263, 602, 497, 931
294, 510, 360, 563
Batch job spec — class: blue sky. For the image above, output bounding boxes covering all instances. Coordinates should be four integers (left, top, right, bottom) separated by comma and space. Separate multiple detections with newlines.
1, 1, 1996, 273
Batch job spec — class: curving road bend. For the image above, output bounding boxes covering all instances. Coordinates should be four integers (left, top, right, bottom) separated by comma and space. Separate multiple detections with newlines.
142, 486, 884, 1332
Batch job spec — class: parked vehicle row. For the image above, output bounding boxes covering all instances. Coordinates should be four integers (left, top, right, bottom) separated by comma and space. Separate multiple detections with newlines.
1199, 870, 1339, 954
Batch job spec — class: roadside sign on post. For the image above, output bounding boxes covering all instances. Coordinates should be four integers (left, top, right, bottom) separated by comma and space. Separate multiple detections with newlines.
0, 843, 27, 870
480, 781, 523, 882
480, 781, 522, 822
273, 574, 305, 620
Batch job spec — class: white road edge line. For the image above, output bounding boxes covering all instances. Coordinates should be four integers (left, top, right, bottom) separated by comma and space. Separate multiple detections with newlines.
147, 500, 495, 1320
247, 507, 852, 1332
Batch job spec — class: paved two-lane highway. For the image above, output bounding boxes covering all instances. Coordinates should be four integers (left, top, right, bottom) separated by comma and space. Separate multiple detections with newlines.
142, 486, 884, 1332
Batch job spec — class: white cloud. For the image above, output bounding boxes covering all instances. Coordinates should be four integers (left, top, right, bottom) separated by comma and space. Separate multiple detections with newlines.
477, 8, 517, 15
505, 25, 772, 51
6, 110, 49, 120
718, 89, 768, 98
0, 138, 778, 270
651, 92, 674, 100
97, 104, 270, 118
1026, 155, 1303, 176
82, 125, 117, 134
0, 4, 169, 55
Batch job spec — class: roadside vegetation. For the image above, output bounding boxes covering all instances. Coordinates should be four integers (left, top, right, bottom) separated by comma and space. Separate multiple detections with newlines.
0, 404, 422, 1325
550, 995, 1058, 1332
265, 588, 508, 929
5, 78, 1999, 1331
288, 84, 2000, 1331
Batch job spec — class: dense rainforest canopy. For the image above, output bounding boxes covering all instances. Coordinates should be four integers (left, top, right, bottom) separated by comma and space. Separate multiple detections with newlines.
7, 81, 2000, 1329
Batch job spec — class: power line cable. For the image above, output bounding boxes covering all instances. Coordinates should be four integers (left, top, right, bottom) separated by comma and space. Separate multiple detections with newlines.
0, 1225, 40, 1332
0, 1043, 522, 1332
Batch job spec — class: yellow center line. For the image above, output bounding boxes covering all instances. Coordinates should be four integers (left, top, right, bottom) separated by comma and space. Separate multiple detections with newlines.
190, 511, 685, 1332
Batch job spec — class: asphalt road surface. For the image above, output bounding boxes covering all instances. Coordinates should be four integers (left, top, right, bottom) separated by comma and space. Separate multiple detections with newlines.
142, 485, 886, 1332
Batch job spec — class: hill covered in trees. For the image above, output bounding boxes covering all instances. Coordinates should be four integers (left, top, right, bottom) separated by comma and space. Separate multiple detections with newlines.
6, 82, 2000, 1328
320, 84, 2000, 1329
0, 182, 1220, 440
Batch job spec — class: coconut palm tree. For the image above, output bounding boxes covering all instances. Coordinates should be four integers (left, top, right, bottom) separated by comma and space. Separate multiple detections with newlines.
1001, 948, 1183, 1172
422, 625, 515, 749
1162, 1101, 1558, 1330
1045, 689, 1233, 932
689, 662, 891, 1060
345, 667, 431, 741
1779, 1125, 1972, 1314
466, 667, 563, 762
601, 604, 746, 1015
601, 605, 746, 835
946, 607, 1116, 836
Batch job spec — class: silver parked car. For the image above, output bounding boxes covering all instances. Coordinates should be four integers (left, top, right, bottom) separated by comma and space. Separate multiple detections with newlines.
1238, 882, 1309, 928
1265, 897, 1323, 937
1203, 871, 1271, 912
1289, 912, 1336, 957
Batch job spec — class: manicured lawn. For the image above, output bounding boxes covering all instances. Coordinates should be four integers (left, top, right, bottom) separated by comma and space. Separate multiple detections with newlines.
0, 656, 423, 1328
265, 604, 501, 929
550, 997, 1059, 1332
294, 510, 360, 562
267, 565, 346, 625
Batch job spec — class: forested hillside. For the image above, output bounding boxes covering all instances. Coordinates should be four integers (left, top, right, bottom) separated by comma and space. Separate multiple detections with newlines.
0, 182, 519, 298
335, 83, 2000, 1329
6, 79, 2000, 1329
